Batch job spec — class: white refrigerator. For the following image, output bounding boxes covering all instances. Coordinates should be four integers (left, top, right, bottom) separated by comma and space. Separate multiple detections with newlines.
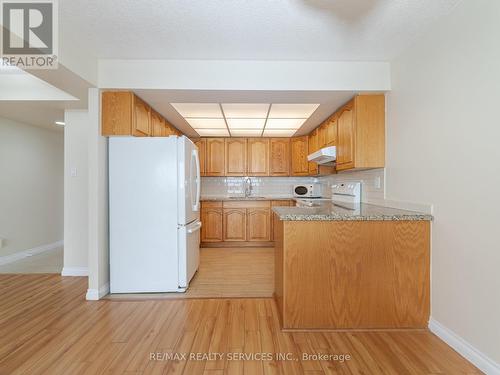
109, 136, 201, 293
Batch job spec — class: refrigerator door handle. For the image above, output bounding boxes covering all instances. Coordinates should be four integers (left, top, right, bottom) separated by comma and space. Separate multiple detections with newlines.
187, 221, 202, 234
192, 149, 201, 212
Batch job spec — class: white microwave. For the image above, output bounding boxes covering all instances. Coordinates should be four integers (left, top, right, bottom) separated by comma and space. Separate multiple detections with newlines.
293, 184, 322, 197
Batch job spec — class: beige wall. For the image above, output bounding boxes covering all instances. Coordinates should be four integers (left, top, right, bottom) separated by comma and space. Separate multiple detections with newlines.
386, 0, 500, 364
0, 117, 63, 256
63, 110, 89, 273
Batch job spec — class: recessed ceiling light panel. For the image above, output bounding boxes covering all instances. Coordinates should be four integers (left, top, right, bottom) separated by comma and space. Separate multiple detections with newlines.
268, 104, 320, 119
195, 128, 230, 137
222, 103, 270, 119
265, 118, 306, 129
226, 118, 266, 129
185, 118, 227, 129
171, 103, 222, 118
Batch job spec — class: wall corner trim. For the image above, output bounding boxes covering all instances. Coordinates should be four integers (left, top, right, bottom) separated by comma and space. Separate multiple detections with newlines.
61, 267, 88, 277
429, 318, 500, 375
85, 282, 110, 301
0, 240, 63, 266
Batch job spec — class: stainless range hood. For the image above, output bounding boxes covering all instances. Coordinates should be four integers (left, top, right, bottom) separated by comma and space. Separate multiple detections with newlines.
307, 146, 336, 165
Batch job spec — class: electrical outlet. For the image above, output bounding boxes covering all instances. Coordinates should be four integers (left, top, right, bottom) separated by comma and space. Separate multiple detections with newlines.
374, 176, 381, 189
71, 167, 78, 177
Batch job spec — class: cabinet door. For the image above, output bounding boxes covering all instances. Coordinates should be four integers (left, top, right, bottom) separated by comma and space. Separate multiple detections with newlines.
201, 207, 222, 242
247, 138, 270, 176
290, 136, 309, 176
270, 138, 290, 176
223, 209, 247, 241
133, 96, 151, 136
337, 104, 355, 169
247, 208, 271, 241
194, 138, 207, 176
308, 129, 318, 175
318, 124, 327, 149
102, 91, 133, 136
151, 111, 163, 137
326, 117, 337, 146
270, 201, 290, 241
163, 121, 177, 136
206, 138, 225, 176
225, 138, 247, 176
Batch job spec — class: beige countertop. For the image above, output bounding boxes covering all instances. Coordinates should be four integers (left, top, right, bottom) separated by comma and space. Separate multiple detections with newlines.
273, 201, 433, 221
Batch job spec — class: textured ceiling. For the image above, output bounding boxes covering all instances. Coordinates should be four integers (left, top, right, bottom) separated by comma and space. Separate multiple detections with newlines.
60, 0, 461, 61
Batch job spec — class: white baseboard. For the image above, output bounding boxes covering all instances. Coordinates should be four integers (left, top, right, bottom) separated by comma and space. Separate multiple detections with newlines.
429, 318, 500, 375
0, 240, 63, 265
61, 266, 88, 276
86, 282, 110, 300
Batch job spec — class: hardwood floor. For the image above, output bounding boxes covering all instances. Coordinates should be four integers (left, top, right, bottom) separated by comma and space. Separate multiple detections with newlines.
107, 247, 274, 300
0, 274, 481, 374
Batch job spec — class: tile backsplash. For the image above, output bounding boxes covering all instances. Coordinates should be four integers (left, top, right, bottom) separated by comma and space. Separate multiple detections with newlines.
201, 176, 315, 198
201, 168, 385, 202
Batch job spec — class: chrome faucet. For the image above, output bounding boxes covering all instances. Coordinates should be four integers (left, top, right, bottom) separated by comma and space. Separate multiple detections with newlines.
244, 177, 253, 197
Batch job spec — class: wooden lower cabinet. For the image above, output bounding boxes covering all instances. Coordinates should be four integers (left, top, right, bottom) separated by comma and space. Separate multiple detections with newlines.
270, 200, 292, 241
201, 200, 293, 246
247, 208, 271, 241
201, 202, 222, 242
223, 208, 247, 241
274, 219, 430, 330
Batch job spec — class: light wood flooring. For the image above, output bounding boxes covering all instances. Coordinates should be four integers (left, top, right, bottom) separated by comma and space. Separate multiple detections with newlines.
107, 247, 274, 300
0, 274, 481, 374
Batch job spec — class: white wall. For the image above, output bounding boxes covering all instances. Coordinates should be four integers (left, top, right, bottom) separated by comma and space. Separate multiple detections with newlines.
386, 0, 500, 367
0, 117, 63, 256
63, 110, 89, 275
87, 88, 110, 300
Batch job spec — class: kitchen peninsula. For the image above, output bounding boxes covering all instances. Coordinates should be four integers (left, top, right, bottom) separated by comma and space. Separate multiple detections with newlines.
273, 202, 432, 330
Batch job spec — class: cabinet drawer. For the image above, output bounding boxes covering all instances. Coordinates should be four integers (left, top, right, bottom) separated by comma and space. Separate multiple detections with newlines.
202, 201, 223, 208
223, 200, 270, 209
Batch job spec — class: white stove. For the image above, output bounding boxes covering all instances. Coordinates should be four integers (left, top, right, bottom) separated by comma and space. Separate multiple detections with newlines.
294, 182, 362, 209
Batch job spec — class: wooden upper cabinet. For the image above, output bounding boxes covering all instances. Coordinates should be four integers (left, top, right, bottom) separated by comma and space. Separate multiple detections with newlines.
290, 136, 309, 176
270, 138, 290, 176
206, 138, 225, 176
163, 120, 177, 136
336, 103, 355, 168
225, 138, 247, 176
247, 208, 271, 241
247, 138, 270, 176
336, 94, 385, 171
194, 138, 207, 176
151, 111, 163, 137
317, 124, 327, 149
102, 92, 133, 136
102, 91, 182, 137
308, 129, 318, 175
325, 116, 337, 146
223, 208, 247, 241
132, 96, 151, 137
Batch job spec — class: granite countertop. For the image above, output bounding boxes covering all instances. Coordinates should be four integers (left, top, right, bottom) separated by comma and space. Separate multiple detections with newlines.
201, 196, 293, 201
273, 201, 433, 221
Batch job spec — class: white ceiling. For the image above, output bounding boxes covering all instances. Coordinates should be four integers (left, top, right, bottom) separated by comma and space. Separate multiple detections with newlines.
60, 0, 460, 61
